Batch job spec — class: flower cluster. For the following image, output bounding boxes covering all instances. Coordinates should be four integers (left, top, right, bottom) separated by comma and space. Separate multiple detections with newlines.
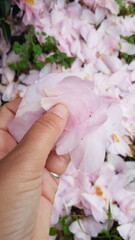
0, 0, 135, 239
52, 154, 135, 239
9, 72, 122, 173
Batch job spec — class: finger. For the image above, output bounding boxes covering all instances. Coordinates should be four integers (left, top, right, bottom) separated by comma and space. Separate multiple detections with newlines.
0, 130, 17, 160
0, 98, 21, 131
46, 150, 71, 175
10, 103, 69, 172
0, 99, 21, 159
33, 169, 58, 240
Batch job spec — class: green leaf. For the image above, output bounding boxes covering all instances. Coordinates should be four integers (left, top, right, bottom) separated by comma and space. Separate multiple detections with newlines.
10, 25, 75, 74
107, 203, 112, 230
119, 33, 135, 64
128, 4, 135, 15
34, 61, 44, 70
9, 60, 29, 75
66, 56, 76, 64
62, 225, 71, 236
99, 229, 111, 239
62, 61, 68, 69
120, 34, 135, 44
19, 60, 29, 68
29, 25, 35, 35
49, 227, 57, 236
59, 216, 68, 225
46, 55, 55, 64
42, 31, 46, 36
32, 44, 42, 55
24, 34, 31, 41
0, 0, 11, 17
0, 21, 11, 43
119, 51, 135, 64
114, 0, 135, 16
12, 42, 21, 54
114, 0, 123, 10
9, 63, 17, 71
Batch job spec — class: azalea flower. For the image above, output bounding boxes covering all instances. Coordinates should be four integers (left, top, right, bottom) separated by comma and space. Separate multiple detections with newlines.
9, 72, 122, 173
81, 0, 119, 15
69, 216, 106, 240
2, 82, 18, 102
50, 154, 135, 239
117, 222, 135, 240
51, 154, 135, 239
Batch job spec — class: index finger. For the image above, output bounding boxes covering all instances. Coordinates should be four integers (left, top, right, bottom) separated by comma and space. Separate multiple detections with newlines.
0, 98, 21, 131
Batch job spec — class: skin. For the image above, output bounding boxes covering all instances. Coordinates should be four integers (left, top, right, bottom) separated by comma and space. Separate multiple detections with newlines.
0, 99, 70, 240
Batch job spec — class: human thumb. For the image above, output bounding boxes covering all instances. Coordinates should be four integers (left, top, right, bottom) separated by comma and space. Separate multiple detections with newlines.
0, 103, 69, 240
6, 103, 69, 173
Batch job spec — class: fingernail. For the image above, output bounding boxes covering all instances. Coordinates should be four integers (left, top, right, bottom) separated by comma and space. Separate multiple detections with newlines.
49, 103, 69, 119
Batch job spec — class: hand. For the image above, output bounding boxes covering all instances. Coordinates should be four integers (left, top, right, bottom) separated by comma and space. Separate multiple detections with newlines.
0, 99, 70, 240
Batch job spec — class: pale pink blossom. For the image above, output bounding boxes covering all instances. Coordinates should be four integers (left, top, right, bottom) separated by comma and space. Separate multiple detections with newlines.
120, 42, 135, 55
51, 154, 135, 238
49, 236, 56, 240
6, 51, 20, 64
2, 82, 18, 102
21, 70, 40, 85
2, 67, 15, 83
82, 0, 119, 15
107, 133, 131, 156
69, 216, 106, 240
117, 223, 135, 240
9, 73, 122, 173
17, 0, 47, 25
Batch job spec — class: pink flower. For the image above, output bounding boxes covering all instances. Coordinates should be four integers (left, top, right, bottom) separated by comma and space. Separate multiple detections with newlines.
69, 216, 106, 240
50, 154, 135, 237
82, 0, 119, 15
121, 93, 135, 136
117, 222, 135, 240
9, 72, 121, 173
2, 67, 15, 83
21, 70, 40, 86
17, 0, 50, 27
2, 82, 18, 102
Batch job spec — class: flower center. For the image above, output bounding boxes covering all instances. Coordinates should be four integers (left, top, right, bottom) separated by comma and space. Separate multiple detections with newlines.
95, 186, 103, 197
25, 0, 35, 6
